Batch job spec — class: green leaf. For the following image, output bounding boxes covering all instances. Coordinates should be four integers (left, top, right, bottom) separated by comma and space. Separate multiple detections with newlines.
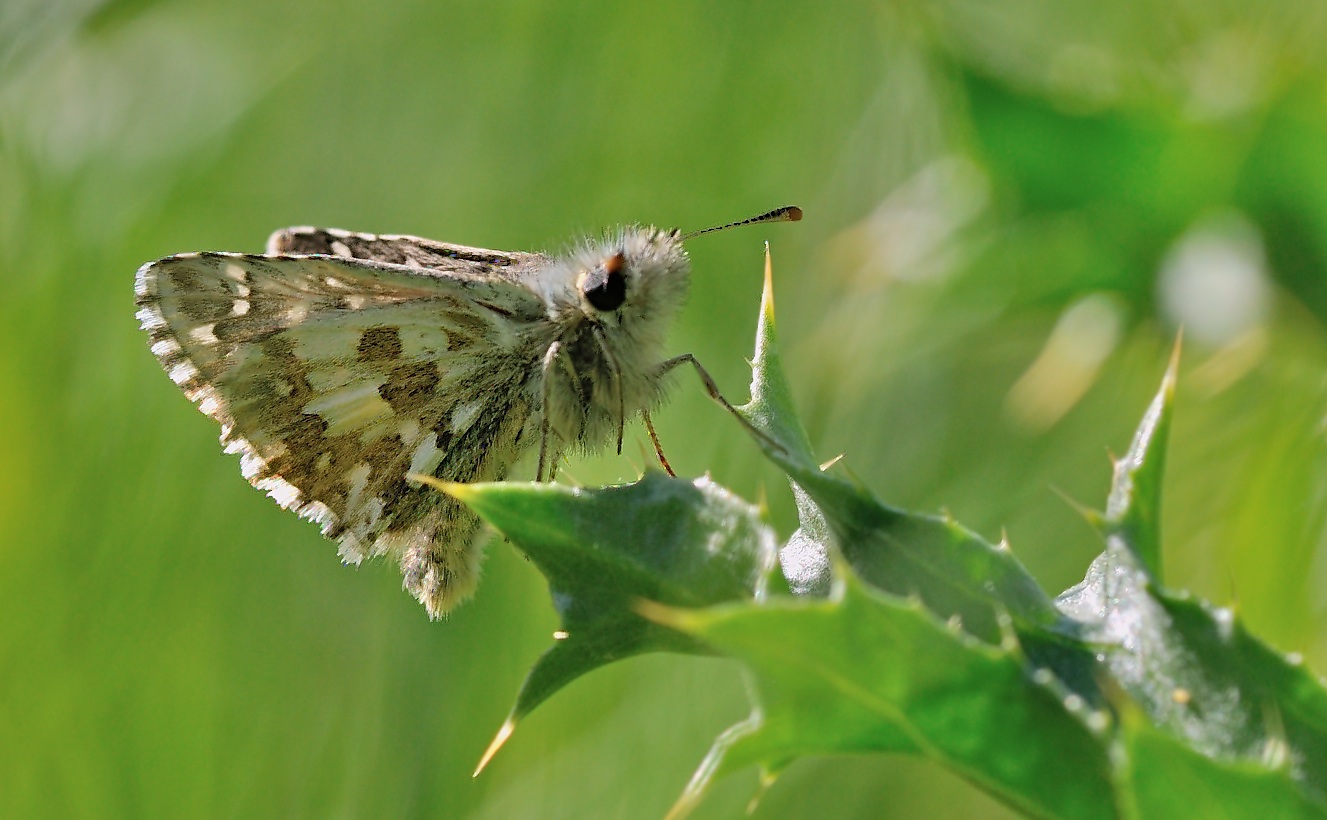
651, 573, 1117, 820
676, 260, 1327, 815
434, 472, 777, 773
1103, 341, 1177, 579
1054, 347, 1327, 810
1123, 718, 1327, 819
737, 252, 1063, 641
735, 248, 820, 471
657, 250, 1112, 814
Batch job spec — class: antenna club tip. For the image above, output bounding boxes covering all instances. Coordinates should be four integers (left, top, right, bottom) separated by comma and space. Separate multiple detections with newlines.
679, 204, 804, 240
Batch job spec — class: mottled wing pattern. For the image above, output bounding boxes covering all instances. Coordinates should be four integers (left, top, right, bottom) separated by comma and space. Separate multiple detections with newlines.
267, 226, 535, 277
135, 247, 548, 617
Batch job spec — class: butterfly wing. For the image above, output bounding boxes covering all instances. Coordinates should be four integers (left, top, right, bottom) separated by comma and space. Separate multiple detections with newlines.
266, 226, 535, 275
136, 248, 550, 618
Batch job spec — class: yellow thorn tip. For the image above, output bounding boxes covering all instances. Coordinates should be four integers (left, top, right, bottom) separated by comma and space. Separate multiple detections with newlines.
408, 472, 470, 499
762, 242, 776, 324
474, 719, 516, 777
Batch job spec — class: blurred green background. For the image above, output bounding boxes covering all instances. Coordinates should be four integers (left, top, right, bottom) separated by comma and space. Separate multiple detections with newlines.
4, 0, 1327, 817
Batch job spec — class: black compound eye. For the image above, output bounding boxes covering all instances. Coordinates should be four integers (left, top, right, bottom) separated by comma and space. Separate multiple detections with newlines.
582, 252, 627, 311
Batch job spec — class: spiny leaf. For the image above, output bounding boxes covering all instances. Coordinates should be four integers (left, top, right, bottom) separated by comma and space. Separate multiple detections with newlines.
649, 572, 1117, 820
428, 472, 777, 773
1053, 347, 1327, 808
737, 248, 1063, 639
1102, 338, 1179, 580
660, 248, 1108, 814
686, 254, 1327, 815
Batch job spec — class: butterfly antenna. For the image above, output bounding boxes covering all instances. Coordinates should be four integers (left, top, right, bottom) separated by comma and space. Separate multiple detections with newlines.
679, 206, 802, 240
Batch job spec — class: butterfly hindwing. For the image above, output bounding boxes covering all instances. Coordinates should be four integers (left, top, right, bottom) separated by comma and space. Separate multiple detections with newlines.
135, 250, 548, 617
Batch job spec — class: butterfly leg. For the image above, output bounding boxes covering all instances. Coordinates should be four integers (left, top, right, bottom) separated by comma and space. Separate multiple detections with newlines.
592, 324, 627, 455
537, 341, 562, 482
642, 411, 676, 477
654, 353, 786, 454
537, 342, 583, 481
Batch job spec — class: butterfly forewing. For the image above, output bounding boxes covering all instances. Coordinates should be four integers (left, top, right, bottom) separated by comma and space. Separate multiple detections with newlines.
267, 226, 543, 276
136, 249, 548, 617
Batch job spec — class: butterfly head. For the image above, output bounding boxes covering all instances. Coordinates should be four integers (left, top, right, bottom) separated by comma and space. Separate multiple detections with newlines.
559, 206, 801, 331
571, 226, 691, 329
554, 206, 801, 338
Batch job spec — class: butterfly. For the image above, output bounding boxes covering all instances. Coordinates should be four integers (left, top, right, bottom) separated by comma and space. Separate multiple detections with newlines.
135, 206, 801, 618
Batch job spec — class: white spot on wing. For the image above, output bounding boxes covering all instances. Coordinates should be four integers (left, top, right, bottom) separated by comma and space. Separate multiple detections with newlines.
338, 534, 366, 565
232, 299, 250, 316
168, 360, 199, 385
450, 401, 482, 434
189, 324, 219, 345
344, 462, 372, 511
224, 262, 249, 283
330, 241, 353, 257
301, 500, 335, 528
258, 476, 301, 509
363, 498, 386, 538
198, 393, 222, 417
409, 434, 444, 476
398, 419, 421, 445
136, 306, 166, 332
184, 381, 220, 407
239, 450, 265, 480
